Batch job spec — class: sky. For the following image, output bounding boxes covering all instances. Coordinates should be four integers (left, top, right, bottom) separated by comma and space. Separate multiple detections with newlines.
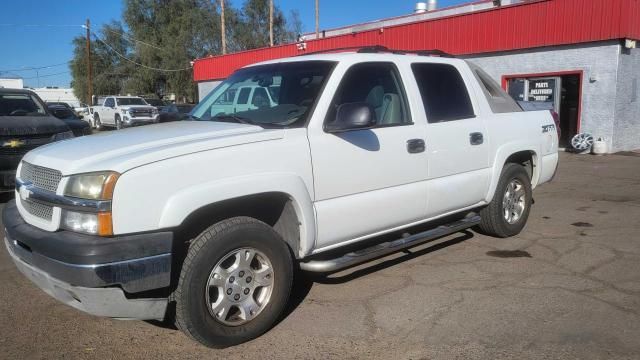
0, 0, 472, 88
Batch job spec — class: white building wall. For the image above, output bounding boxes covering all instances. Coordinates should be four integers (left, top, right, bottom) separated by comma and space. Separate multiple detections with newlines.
467, 41, 622, 152
0, 78, 24, 89
32, 88, 81, 107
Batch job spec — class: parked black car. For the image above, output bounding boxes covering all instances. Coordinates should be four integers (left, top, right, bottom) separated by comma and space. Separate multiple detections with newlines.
157, 103, 195, 123
47, 104, 92, 137
144, 98, 168, 112
0, 89, 74, 192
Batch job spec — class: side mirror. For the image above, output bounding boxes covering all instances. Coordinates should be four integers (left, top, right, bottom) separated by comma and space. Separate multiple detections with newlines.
79, 115, 84, 119
325, 102, 376, 133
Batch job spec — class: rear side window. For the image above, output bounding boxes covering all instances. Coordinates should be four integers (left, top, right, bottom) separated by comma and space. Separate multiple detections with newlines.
468, 63, 522, 114
411, 63, 475, 123
236, 88, 251, 105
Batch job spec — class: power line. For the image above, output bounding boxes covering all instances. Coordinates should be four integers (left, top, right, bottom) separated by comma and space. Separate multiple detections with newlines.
101, 27, 165, 50
0, 62, 70, 73
0, 23, 82, 28
22, 70, 70, 80
92, 32, 192, 72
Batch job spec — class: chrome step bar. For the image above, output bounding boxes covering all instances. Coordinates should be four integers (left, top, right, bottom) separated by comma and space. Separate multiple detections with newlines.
300, 215, 481, 273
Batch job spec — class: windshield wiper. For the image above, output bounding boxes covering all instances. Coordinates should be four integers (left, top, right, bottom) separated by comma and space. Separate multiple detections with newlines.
212, 114, 260, 126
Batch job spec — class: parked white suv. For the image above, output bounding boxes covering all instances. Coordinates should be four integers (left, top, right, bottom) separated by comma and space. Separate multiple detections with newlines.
92, 96, 158, 129
4, 48, 558, 348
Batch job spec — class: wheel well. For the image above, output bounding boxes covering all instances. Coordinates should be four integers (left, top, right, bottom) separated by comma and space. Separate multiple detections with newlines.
174, 192, 301, 257
505, 151, 535, 179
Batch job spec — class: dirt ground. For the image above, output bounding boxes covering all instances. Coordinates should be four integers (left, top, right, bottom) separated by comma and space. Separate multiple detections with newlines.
1, 152, 639, 359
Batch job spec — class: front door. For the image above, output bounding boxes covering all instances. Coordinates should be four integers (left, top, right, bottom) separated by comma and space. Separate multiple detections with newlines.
308, 62, 428, 249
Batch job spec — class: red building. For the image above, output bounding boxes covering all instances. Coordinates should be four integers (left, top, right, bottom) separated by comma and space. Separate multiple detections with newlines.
193, 0, 640, 152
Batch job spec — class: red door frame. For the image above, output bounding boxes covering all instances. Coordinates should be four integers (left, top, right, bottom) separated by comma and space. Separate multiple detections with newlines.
501, 70, 584, 133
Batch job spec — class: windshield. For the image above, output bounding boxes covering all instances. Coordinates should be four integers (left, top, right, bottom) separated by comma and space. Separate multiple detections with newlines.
0, 93, 47, 116
191, 61, 335, 127
49, 107, 79, 120
145, 98, 165, 106
117, 97, 148, 106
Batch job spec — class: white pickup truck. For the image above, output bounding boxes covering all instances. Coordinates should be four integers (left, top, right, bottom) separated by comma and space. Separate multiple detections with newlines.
4, 48, 559, 348
91, 95, 158, 130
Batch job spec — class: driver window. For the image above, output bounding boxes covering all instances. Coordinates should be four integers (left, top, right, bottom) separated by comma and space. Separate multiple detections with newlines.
105, 98, 114, 107
327, 62, 411, 127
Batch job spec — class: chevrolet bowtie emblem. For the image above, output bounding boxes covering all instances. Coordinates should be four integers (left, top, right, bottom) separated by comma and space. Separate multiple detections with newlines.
3, 139, 26, 148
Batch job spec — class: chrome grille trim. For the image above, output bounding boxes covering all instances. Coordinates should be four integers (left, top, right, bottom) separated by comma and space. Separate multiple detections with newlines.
20, 162, 62, 193
22, 199, 53, 221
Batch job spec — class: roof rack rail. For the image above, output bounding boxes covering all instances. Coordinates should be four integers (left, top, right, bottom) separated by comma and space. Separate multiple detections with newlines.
297, 45, 454, 58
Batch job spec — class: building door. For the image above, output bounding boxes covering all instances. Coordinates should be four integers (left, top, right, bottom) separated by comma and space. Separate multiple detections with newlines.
506, 74, 581, 148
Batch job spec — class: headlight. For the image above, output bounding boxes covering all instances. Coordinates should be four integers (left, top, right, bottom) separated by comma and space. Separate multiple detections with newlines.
63, 171, 119, 236
61, 210, 113, 235
152, 108, 159, 115
64, 172, 119, 200
52, 130, 74, 142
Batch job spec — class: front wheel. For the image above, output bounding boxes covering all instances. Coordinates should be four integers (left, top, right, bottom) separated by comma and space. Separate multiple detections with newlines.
174, 217, 293, 348
115, 114, 123, 130
477, 163, 533, 238
94, 114, 103, 131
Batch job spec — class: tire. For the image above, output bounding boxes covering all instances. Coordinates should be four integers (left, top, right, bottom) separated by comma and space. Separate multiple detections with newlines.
477, 163, 532, 238
115, 114, 122, 130
94, 114, 103, 131
174, 217, 294, 348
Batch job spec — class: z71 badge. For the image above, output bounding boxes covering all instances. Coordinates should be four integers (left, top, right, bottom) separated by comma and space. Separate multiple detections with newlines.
542, 124, 556, 133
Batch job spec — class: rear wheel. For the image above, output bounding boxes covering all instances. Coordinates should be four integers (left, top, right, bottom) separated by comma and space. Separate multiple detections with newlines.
478, 163, 532, 238
174, 217, 293, 348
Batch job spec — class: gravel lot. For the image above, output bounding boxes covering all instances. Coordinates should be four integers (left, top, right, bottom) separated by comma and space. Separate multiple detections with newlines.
1, 152, 639, 359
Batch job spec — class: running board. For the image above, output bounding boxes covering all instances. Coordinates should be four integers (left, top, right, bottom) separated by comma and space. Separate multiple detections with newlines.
299, 215, 481, 273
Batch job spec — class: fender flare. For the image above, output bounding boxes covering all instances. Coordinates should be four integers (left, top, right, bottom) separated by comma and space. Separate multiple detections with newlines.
485, 142, 540, 203
158, 173, 316, 256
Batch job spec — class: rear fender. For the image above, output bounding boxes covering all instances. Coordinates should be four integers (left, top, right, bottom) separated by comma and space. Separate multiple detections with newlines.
486, 143, 539, 203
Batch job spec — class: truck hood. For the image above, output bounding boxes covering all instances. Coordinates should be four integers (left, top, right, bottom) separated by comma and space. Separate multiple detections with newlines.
0, 115, 70, 136
23, 121, 284, 175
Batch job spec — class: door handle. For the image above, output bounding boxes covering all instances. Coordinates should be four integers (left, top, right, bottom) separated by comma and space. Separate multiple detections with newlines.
407, 139, 426, 154
470, 132, 484, 145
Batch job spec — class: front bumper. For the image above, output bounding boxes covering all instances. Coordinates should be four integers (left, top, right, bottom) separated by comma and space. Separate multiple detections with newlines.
123, 116, 157, 127
3, 200, 173, 319
5, 238, 168, 320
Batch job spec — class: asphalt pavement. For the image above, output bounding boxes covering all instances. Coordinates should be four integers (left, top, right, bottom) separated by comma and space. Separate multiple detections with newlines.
1, 152, 639, 359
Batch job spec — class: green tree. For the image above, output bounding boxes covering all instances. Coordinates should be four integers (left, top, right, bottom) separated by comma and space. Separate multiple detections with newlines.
123, 0, 229, 101
70, 0, 302, 103
235, 0, 294, 50
69, 21, 132, 104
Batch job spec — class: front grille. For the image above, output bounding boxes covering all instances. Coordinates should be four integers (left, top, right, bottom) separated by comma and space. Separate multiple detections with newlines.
131, 111, 152, 118
22, 199, 53, 221
20, 162, 62, 193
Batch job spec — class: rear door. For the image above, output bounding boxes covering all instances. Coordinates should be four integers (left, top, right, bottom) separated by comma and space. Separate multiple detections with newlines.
410, 62, 490, 217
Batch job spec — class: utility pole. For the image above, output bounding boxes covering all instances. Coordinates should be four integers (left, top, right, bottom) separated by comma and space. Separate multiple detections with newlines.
85, 18, 93, 105
315, 0, 319, 39
269, 0, 274, 47
220, 0, 226, 54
